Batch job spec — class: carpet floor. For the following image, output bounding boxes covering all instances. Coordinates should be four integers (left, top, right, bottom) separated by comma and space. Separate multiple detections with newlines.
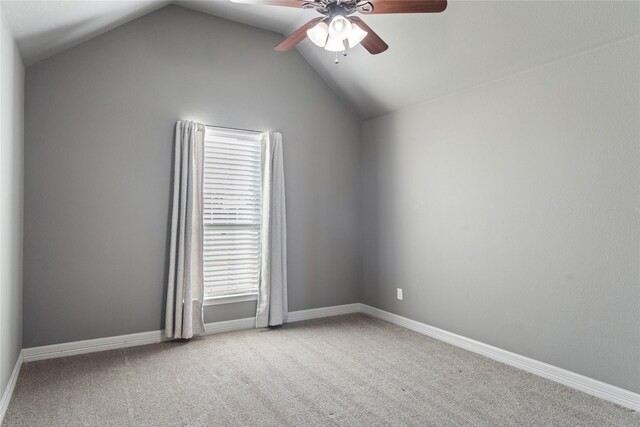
3, 314, 639, 426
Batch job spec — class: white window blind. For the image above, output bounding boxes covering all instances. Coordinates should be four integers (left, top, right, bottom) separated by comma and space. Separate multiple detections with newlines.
203, 126, 263, 299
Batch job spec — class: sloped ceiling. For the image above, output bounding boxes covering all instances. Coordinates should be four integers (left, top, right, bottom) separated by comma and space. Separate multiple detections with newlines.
1, 1, 171, 66
2, 1, 639, 119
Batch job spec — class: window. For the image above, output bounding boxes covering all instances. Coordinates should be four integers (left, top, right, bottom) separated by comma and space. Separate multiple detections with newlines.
203, 126, 262, 301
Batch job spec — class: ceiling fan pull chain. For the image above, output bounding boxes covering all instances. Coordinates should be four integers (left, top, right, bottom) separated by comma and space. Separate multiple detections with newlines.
334, 52, 339, 64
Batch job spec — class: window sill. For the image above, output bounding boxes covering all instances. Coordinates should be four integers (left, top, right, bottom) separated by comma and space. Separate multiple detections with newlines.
204, 293, 258, 306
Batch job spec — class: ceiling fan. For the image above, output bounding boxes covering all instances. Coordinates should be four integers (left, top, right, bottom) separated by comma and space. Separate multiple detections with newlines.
230, 0, 447, 60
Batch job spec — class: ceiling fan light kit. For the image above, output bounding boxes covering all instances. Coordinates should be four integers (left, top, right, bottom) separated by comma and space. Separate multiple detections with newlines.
307, 18, 368, 52
231, 0, 447, 61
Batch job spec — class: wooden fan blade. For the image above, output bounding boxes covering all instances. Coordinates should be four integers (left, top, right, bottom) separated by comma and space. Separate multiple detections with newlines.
275, 18, 324, 51
230, 0, 310, 8
361, 0, 447, 14
350, 17, 389, 55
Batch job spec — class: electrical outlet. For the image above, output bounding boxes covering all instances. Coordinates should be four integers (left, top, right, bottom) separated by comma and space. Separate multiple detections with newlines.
397, 288, 403, 300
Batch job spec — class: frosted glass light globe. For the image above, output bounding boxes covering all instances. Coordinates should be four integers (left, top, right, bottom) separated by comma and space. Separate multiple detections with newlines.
347, 23, 368, 48
324, 36, 346, 52
307, 22, 329, 47
328, 15, 352, 41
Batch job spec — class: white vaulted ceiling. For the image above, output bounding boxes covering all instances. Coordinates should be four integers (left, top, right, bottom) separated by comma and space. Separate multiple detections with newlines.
1, 1, 170, 66
2, 1, 639, 118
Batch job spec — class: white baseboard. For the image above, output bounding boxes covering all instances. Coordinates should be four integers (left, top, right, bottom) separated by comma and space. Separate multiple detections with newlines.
0, 350, 23, 423
360, 304, 640, 412
23, 322, 258, 363
23, 329, 167, 363
22, 303, 361, 363
287, 303, 361, 322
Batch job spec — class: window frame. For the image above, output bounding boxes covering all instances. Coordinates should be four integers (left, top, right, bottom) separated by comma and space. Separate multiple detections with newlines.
202, 126, 263, 305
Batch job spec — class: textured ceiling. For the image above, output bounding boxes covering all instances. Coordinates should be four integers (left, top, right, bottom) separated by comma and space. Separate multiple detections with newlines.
2, 1, 639, 118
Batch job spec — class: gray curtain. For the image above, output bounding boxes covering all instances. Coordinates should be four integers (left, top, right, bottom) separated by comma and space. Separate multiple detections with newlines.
256, 132, 288, 327
165, 120, 206, 339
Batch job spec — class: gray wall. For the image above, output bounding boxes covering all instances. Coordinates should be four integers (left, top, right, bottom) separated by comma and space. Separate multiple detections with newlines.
361, 37, 640, 393
0, 12, 24, 395
23, 5, 361, 347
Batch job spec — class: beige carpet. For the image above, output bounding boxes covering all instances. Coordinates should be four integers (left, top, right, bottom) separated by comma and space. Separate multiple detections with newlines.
3, 314, 639, 426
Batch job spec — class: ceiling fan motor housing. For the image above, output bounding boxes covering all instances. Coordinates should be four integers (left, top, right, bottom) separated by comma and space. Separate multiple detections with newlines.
305, 0, 371, 16
327, 2, 352, 17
